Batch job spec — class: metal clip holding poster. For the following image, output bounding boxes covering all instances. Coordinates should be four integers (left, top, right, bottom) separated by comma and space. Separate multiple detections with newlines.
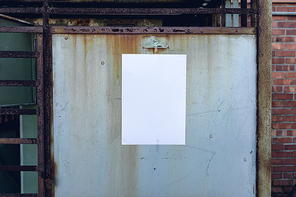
142, 36, 169, 53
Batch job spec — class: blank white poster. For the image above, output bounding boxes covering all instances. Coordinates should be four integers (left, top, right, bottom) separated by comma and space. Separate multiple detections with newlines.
122, 54, 186, 145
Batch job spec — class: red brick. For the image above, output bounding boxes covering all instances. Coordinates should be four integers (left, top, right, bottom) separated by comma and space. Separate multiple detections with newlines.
286, 29, 296, 35
273, 151, 291, 157
278, 22, 296, 28
274, 166, 294, 172
272, 37, 276, 42
286, 58, 296, 64
273, 109, 292, 115
288, 16, 296, 20
293, 109, 296, 114
274, 94, 293, 100
289, 65, 295, 71
272, 72, 285, 78
293, 138, 296, 143
276, 65, 295, 71
272, 7, 276, 12
284, 87, 296, 92
272, 144, 284, 151
287, 130, 293, 136
273, 58, 285, 64
292, 151, 296, 157
284, 145, 296, 150
276, 36, 295, 42
273, 86, 283, 92
271, 187, 282, 193
273, 16, 287, 21
271, 159, 283, 165
277, 130, 283, 136
273, 29, 285, 35
286, 43, 296, 50
273, 180, 292, 186
292, 123, 296, 129
283, 186, 294, 193
276, 51, 295, 57
272, 101, 281, 107
283, 159, 296, 165
277, 7, 296, 12
273, 123, 292, 129
273, 137, 293, 143
283, 173, 296, 179
273, 21, 277, 28
272, 43, 285, 49
283, 115, 296, 121
275, 79, 294, 85
285, 72, 296, 78
273, 116, 283, 122
273, 51, 276, 57
283, 101, 296, 107
272, 173, 283, 179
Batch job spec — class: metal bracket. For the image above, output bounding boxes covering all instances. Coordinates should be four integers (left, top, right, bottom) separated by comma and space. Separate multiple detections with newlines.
142, 36, 168, 53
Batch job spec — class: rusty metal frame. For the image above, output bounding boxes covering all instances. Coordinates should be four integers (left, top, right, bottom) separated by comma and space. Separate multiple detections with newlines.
0, 0, 271, 196
51, 26, 257, 34
0, 7, 257, 15
0, 32, 44, 197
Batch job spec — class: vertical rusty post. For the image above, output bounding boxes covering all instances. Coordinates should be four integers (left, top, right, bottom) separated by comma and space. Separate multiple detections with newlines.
251, 0, 258, 27
42, 0, 53, 196
241, 0, 248, 27
257, 0, 271, 195
37, 33, 45, 196
221, 0, 226, 27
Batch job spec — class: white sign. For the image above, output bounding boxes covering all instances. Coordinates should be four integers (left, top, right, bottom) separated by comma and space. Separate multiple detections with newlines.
122, 54, 186, 145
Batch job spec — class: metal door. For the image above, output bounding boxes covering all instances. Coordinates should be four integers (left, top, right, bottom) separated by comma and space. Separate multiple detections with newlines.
52, 33, 257, 197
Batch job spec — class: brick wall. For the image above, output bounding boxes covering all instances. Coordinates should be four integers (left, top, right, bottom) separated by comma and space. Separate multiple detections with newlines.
272, 3, 296, 197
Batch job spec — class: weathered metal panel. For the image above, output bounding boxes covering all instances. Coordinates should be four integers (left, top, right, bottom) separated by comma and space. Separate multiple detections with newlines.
52, 34, 256, 196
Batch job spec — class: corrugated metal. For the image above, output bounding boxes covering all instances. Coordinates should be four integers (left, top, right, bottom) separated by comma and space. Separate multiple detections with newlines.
52, 34, 256, 197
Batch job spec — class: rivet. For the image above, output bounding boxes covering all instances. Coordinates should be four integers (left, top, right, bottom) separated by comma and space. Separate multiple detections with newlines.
64, 36, 68, 40
244, 158, 247, 162
209, 135, 213, 138
101, 60, 105, 65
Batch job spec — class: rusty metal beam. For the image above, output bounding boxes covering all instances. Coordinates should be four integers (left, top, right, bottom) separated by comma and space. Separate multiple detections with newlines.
0, 138, 37, 144
0, 7, 41, 14
251, 0, 257, 27
0, 109, 36, 115
0, 7, 257, 15
0, 51, 37, 58
48, 7, 257, 15
51, 26, 257, 34
0, 194, 37, 197
42, 0, 54, 194
0, 26, 43, 33
37, 31, 45, 196
0, 165, 37, 171
0, 80, 37, 86
257, 0, 271, 195
241, 0, 248, 27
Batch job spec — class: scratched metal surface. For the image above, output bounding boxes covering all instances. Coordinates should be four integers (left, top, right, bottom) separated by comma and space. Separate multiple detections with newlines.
52, 34, 256, 197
